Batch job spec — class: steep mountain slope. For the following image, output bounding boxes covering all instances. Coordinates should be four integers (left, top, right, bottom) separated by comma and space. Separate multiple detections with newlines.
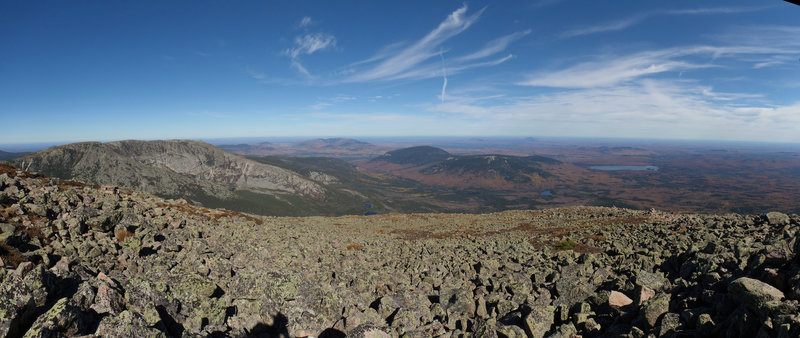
6, 140, 324, 211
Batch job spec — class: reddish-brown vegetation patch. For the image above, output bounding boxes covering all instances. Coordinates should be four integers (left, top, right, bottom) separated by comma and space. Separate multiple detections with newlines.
571, 242, 605, 254
156, 201, 264, 225
0, 164, 48, 184
0, 163, 20, 176
115, 229, 135, 242
58, 179, 100, 191
0, 240, 27, 268
583, 234, 605, 242
23, 225, 48, 244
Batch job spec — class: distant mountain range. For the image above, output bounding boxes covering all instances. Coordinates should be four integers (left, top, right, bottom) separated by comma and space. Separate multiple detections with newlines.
6, 139, 799, 216
220, 137, 387, 159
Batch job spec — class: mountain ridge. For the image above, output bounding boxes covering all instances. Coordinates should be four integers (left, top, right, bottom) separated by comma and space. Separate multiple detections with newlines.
6, 139, 324, 203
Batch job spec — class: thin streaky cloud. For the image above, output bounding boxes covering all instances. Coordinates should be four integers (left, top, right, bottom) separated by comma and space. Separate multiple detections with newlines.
439, 51, 448, 103
345, 5, 485, 82
518, 43, 800, 88
753, 55, 797, 69
456, 29, 531, 62
383, 54, 514, 81
347, 41, 408, 68
559, 16, 645, 38
291, 59, 312, 77
561, 7, 763, 38
245, 68, 266, 80
518, 49, 705, 88
666, 7, 764, 15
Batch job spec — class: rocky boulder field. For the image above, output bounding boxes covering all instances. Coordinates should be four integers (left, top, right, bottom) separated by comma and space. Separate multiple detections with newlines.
1, 163, 800, 337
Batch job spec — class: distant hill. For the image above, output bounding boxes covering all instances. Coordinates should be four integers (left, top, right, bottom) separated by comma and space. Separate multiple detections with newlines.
371, 146, 452, 166
422, 154, 561, 183
364, 146, 570, 191
218, 141, 276, 154
293, 137, 375, 151
6, 140, 330, 215
0, 150, 28, 161
220, 138, 386, 159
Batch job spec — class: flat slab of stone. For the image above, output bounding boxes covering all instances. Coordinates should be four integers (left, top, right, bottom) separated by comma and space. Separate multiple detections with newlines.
609, 291, 633, 307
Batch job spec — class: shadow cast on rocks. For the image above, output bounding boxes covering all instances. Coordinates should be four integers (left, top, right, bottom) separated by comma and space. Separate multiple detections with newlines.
243, 313, 345, 338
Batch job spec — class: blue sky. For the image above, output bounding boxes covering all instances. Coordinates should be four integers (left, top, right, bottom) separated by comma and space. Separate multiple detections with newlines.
1, 1, 799, 144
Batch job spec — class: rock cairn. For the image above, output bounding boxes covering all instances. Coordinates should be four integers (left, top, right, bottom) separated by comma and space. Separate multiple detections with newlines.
1, 163, 799, 337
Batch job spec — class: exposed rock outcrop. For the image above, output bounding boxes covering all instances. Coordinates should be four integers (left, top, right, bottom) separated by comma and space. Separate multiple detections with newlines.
2, 163, 800, 337
7, 140, 324, 201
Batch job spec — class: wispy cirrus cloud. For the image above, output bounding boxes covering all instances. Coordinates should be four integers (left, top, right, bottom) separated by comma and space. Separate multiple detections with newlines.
284, 31, 337, 77
560, 7, 763, 38
286, 33, 337, 58
344, 5, 525, 83
298, 16, 313, 28
345, 5, 484, 82
426, 79, 800, 141
456, 29, 531, 62
518, 48, 710, 88
245, 67, 266, 81
425, 22, 800, 141
519, 40, 800, 88
559, 15, 647, 38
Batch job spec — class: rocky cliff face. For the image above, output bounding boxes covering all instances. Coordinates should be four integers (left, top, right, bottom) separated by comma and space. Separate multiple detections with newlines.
2, 164, 800, 337
7, 140, 324, 202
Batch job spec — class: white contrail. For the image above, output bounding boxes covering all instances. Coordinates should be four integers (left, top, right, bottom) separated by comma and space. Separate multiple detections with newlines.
440, 50, 448, 103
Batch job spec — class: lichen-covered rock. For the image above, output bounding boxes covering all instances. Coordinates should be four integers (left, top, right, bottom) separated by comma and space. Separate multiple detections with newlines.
523, 305, 554, 338
22, 298, 90, 338
496, 323, 526, 338
766, 212, 790, 225
347, 323, 391, 338
728, 277, 784, 311
548, 322, 578, 338
94, 310, 166, 338
639, 293, 670, 329
90, 282, 124, 315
